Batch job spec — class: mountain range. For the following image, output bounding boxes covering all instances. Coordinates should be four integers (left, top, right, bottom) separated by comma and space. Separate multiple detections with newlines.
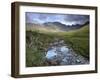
26, 21, 89, 32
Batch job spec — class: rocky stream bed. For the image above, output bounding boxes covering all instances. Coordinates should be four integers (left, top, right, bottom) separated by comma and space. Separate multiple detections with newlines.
45, 39, 89, 66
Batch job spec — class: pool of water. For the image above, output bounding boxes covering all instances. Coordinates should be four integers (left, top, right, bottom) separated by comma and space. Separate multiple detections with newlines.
46, 46, 69, 60
46, 48, 57, 59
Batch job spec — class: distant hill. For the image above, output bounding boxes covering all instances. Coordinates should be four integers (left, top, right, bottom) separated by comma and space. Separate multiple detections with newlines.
43, 22, 84, 31
43, 22, 67, 31
26, 21, 89, 32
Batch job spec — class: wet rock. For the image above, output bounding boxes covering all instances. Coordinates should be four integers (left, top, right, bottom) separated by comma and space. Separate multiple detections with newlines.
59, 40, 64, 44
50, 60, 58, 65
61, 46, 69, 54
53, 42, 59, 46
76, 59, 81, 63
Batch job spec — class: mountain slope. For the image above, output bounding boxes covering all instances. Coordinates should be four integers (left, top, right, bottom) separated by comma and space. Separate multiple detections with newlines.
62, 24, 89, 58
26, 21, 88, 32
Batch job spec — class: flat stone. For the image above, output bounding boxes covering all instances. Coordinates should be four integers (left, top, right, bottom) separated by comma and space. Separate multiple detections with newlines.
76, 59, 81, 63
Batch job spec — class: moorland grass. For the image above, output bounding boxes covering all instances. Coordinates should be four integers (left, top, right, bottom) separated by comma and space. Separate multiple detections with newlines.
26, 24, 89, 67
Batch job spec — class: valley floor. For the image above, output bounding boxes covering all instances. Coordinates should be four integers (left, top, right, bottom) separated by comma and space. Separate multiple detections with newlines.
26, 25, 89, 67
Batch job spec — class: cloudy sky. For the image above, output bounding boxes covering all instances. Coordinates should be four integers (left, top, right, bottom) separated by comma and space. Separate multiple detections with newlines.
26, 12, 89, 25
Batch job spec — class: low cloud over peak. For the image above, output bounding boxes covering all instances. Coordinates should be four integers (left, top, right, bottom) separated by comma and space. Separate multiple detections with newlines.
26, 12, 89, 25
